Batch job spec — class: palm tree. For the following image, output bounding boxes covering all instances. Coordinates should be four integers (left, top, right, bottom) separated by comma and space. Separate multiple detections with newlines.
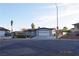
31, 23, 35, 29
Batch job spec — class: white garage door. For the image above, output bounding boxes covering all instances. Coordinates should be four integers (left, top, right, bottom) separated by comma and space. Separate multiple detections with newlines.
38, 31, 50, 36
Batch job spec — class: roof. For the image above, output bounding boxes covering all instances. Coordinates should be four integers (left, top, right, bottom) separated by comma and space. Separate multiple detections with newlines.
0, 27, 9, 31
73, 23, 79, 25
37, 27, 55, 30
22, 27, 55, 32
22, 29, 36, 32
13, 31, 23, 33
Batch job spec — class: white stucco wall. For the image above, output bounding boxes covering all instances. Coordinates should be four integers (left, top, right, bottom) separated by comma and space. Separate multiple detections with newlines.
0, 31, 5, 37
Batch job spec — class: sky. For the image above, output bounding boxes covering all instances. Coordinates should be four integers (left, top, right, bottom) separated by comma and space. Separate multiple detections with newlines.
0, 3, 79, 31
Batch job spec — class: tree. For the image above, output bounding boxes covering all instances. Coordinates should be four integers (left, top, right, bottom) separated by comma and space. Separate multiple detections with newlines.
62, 27, 68, 32
11, 20, 13, 32
31, 23, 35, 29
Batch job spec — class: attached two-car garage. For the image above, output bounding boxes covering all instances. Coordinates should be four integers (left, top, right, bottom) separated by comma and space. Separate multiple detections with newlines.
38, 31, 50, 36
34, 28, 56, 39
36, 28, 55, 38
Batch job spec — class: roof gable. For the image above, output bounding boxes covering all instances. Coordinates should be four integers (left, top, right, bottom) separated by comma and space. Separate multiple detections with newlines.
0, 27, 9, 31
37, 27, 55, 30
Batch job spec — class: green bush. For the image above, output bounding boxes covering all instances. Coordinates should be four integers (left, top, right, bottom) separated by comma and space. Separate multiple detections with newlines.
16, 35, 26, 38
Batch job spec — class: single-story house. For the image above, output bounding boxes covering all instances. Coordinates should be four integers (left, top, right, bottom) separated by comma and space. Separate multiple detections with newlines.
24, 29, 36, 38
23, 27, 56, 39
0, 27, 10, 37
36, 28, 55, 37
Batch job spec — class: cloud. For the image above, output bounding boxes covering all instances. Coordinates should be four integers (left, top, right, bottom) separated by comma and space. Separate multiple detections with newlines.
59, 3, 79, 16
33, 3, 79, 29
33, 15, 57, 28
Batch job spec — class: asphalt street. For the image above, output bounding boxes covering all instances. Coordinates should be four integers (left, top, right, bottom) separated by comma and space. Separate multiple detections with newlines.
0, 39, 79, 56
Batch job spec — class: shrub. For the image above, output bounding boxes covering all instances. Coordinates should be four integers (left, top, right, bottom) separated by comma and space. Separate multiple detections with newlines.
16, 35, 26, 38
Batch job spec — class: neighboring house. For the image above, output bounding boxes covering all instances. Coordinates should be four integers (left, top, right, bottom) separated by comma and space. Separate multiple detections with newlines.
23, 29, 36, 38
72, 23, 79, 32
60, 23, 79, 39
0, 27, 10, 37
24, 27, 56, 39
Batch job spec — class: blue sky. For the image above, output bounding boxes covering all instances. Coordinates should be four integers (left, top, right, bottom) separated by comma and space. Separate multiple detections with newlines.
0, 3, 79, 31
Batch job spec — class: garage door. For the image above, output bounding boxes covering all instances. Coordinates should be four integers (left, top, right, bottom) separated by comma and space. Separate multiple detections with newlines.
38, 31, 50, 36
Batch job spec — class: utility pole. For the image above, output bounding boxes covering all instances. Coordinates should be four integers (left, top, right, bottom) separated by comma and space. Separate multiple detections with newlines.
55, 3, 59, 39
